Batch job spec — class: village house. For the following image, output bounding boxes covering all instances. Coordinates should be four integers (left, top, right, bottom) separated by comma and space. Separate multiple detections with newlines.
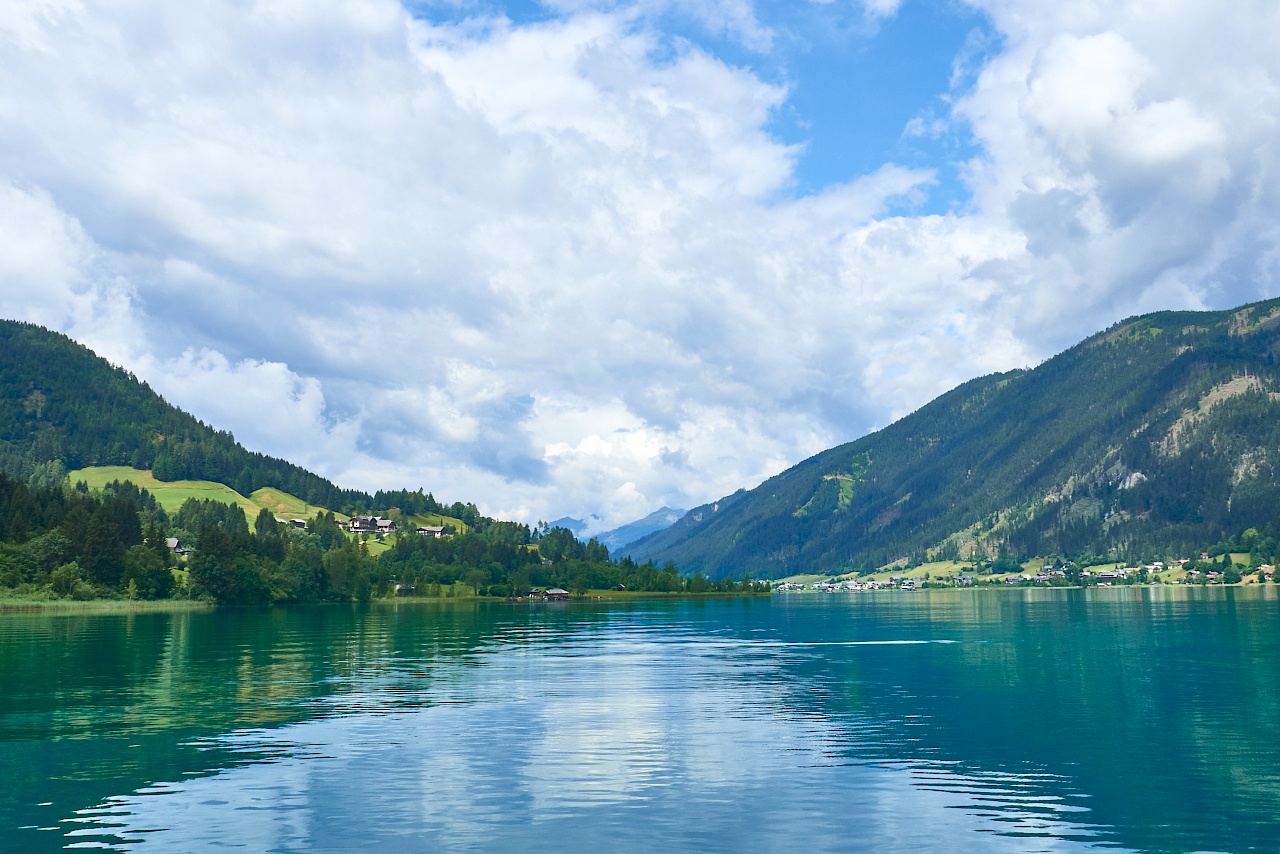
543, 588, 569, 601
416, 525, 447, 538
350, 516, 397, 535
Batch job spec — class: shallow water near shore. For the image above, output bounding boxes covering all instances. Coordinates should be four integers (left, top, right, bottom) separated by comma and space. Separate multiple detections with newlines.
2, 587, 1279, 852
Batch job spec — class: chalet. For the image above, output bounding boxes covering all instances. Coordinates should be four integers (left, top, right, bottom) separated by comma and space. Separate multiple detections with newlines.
290, 518, 307, 529
351, 516, 397, 534
543, 588, 570, 601
416, 525, 446, 538
164, 537, 188, 557
350, 516, 379, 533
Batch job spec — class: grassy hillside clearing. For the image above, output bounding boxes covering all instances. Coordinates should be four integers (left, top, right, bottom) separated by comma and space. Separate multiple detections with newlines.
68, 466, 261, 516
69, 467, 352, 524
250, 487, 349, 522
70, 468, 474, 551
402, 512, 470, 535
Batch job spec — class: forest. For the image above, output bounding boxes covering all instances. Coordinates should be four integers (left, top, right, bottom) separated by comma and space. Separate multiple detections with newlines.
0, 320, 369, 510
629, 298, 1280, 578
0, 475, 768, 605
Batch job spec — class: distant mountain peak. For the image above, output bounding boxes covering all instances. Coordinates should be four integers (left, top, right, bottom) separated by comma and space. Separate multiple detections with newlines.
597, 506, 687, 555
547, 514, 605, 538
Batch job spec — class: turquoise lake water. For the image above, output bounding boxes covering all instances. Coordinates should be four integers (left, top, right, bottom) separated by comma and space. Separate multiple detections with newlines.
2, 588, 1279, 852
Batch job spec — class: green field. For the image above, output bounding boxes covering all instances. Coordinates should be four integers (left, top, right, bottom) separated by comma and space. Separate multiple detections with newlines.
403, 513, 470, 535
68, 466, 262, 516
69, 467, 469, 541
68, 467, 343, 523
250, 487, 349, 522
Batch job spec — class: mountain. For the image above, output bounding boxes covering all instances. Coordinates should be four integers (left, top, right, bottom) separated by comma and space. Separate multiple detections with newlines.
601, 506, 687, 554
547, 515, 604, 538
0, 320, 369, 509
549, 508, 688, 554
627, 298, 1280, 579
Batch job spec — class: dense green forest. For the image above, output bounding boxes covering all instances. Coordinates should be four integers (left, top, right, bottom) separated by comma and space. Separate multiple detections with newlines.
0, 321, 371, 509
629, 298, 1280, 578
0, 475, 766, 604
0, 320, 510, 534
0, 320, 771, 601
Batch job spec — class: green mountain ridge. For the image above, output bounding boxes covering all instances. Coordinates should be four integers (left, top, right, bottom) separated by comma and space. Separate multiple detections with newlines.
0, 321, 482, 527
0, 321, 366, 509
625, 297, 1280, 578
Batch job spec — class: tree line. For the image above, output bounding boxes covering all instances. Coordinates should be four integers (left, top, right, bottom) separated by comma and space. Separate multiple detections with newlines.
0, 476, 768, 605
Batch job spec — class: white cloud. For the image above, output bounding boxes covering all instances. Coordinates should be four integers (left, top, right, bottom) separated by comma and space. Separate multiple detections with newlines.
0, 0, 1279, 529
862, 0, 901, 19
141, 348, 365, 477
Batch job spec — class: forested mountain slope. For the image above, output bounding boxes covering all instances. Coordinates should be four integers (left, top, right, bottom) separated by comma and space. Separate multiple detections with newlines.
0, 321, 367, 508
627, 298, 1280, 578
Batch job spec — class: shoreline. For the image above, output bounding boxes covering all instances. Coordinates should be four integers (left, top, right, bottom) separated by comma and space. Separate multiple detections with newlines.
379, 590, 772, 605
0, 590, 771, 614
0, 598, 215, 614
774, 581, 1274, 594
0, 585, 1267, 614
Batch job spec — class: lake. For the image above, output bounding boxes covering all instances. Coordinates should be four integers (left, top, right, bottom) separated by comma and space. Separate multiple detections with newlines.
2, 588, 1278, 853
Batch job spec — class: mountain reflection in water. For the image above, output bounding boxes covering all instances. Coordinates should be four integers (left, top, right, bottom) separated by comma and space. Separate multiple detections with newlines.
2, 588, 1278, 852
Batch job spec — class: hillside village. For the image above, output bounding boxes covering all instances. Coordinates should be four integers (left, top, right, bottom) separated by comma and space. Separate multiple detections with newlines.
342, 516, 453, 538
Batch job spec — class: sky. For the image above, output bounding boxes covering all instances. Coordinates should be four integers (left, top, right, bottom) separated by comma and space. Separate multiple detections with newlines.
1, 0, 1279, 534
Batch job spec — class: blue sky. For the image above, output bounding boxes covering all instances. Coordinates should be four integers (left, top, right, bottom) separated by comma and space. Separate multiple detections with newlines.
705, 0, 993, 206
1, 0, 1277, 532
408, 0, 994, 208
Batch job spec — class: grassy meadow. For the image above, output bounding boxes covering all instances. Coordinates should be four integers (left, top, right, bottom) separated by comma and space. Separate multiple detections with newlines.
69, 466, 347, 523
250, 487, 350, 522
69, 466, 262, 516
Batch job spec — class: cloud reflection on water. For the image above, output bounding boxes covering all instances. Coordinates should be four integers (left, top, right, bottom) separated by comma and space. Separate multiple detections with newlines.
66, 614, 1116, 853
